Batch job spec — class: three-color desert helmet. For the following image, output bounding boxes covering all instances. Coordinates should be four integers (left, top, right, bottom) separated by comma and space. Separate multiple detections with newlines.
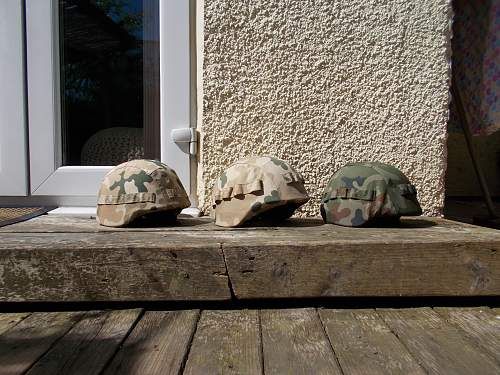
212, 156, 310, 227
96, 159, 190, 227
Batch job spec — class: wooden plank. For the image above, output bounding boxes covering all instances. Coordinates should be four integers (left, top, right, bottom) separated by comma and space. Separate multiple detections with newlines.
0, 216, 500, 300
25, 309, 141, 375
0, 312, 83, 375
434, 307, 500, 362
379, 307, 500, 375
0, 233, 230, 301
104, 310, 199, 375
183, 310, 262, 375
0, 216, 217, 233
0, 313, 30, 335
260, 308, 341, 375
223, 239, 500, 298
319, 309, 425, 375
0, 216, 329, 233
2, 216, 498, 239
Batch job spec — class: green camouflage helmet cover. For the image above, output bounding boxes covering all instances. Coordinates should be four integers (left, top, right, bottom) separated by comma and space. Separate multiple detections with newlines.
321, 161, 422, 227
212, 156, 309, 227
97, 159, 190, 227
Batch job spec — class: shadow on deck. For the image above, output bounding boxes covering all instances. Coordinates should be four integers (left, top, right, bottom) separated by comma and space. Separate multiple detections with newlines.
0, 306, 499, 374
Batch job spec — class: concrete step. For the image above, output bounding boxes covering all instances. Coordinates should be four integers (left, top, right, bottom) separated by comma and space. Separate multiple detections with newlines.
0, 216, 499, 302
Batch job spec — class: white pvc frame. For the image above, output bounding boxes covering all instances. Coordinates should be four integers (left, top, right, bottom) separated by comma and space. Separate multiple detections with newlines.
25, 0, 192, 202
0, 0, 28, 196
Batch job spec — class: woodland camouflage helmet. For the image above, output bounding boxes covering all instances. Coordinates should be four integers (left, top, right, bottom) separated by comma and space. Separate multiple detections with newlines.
320, 161, 422, 227
97, 159, 190, 227
212, 156, 309, 227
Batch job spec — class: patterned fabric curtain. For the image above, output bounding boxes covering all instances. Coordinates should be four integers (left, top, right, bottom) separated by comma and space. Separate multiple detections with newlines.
451, 0, 500, 135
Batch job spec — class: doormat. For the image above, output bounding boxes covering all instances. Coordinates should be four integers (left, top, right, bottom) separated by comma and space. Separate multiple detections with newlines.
0, 206, 57, 227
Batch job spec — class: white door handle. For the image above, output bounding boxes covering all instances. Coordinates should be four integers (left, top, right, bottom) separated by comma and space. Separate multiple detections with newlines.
171, 128, 197, 155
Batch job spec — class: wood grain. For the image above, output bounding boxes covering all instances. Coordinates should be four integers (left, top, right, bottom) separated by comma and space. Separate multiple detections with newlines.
379, 307, 500, 375
0, 312, 83, 375
260, 308, 341, 375
0, 313, 30, 335
104, 310, 199, 375
25, 309, 141, 375
183, 310, 262, 375
0, 215, 320, 233
319, 309, 425, 375
1, 216, 499, 301
223, 240, 500, 298
434, 307, 500, 363
0, 233, 230, 302
0, 307, 499, 374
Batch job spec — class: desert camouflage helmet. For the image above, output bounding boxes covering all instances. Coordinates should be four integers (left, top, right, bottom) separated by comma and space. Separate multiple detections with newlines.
320, 161, 422, 227
212, 156, 309, 227
97, 159, 190, 227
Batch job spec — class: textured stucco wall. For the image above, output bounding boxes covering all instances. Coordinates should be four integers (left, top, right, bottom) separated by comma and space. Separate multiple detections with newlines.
199, 0, 452, 216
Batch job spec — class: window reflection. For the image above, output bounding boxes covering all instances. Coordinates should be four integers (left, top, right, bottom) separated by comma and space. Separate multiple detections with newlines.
59, 0, 159, 166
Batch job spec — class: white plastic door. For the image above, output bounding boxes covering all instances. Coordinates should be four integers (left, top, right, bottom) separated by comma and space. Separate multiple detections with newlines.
0, 0, 28, 196
24, 0, 192, 206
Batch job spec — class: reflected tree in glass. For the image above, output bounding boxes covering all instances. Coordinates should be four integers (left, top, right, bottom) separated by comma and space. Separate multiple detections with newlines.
59, 0, 159, 166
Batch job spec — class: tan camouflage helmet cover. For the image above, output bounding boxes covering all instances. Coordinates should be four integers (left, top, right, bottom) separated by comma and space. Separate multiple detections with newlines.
212, 156, 310, 227
97, 159, 190, 227
320, 161, 422, 227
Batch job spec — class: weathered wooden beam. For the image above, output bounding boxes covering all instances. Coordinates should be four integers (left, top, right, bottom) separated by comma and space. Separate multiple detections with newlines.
0, 217, 499, 301
0, 233, 231, 302
222, 240, 500, 298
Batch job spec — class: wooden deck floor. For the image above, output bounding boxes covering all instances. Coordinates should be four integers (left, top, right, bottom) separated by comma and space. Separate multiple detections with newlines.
0, 307, 499, 374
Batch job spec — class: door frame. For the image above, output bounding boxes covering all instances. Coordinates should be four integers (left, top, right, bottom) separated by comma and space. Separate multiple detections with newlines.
0, 0, 28, 196
23, 0, 194, 205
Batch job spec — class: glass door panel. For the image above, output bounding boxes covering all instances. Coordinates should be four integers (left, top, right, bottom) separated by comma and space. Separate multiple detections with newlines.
59, 0, 160, 166
26, 0, 191, 202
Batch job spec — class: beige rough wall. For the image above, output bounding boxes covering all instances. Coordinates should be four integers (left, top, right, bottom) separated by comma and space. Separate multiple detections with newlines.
199, 0, 452, 216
